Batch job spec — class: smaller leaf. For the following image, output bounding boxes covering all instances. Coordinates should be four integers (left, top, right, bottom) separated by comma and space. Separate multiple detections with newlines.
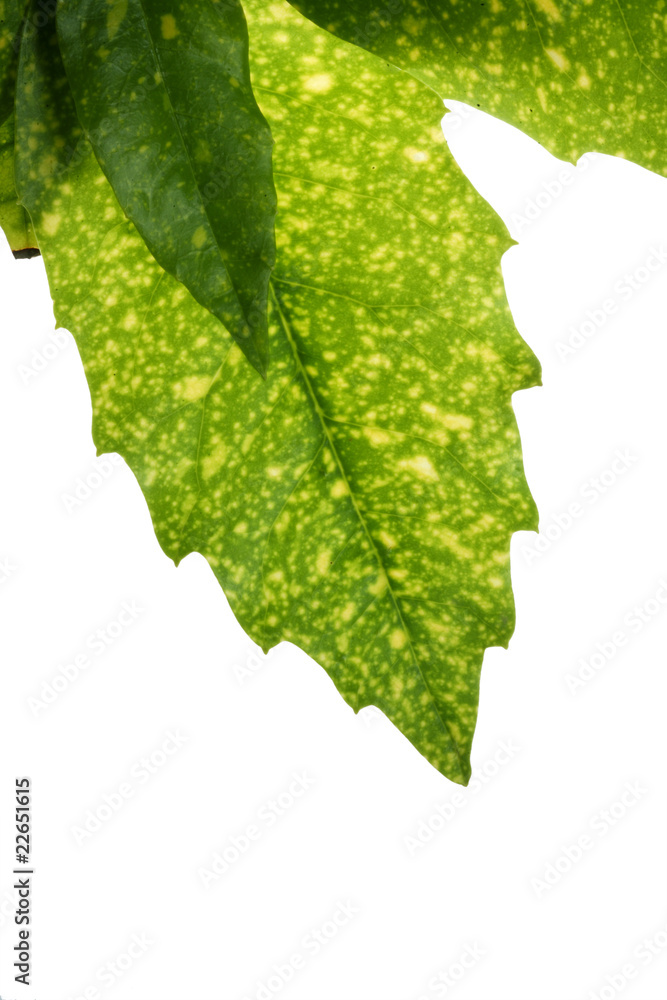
0, 0, 26, 125
14, 3, 85, 244
56, 0, 277, 376
0, 115, 36, 254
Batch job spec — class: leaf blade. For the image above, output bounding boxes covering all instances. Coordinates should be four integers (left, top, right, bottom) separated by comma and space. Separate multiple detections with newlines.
287, 1, 667, 175
16, 0, 539, 782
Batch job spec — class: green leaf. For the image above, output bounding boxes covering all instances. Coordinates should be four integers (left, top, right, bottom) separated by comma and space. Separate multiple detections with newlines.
15, 0, 539, 782
288, 0, 667, 176
56, 0, 277, 376
0, 114, 36, 254
0, 0, 25, 125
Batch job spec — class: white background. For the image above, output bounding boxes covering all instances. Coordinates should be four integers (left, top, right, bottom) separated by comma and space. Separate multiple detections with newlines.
0, 101, 666, 1000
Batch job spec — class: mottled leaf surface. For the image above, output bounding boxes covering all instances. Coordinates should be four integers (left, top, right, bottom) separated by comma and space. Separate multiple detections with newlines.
288, 0, 667, 175
56, 0, 277, 375
14, 0, 539, 782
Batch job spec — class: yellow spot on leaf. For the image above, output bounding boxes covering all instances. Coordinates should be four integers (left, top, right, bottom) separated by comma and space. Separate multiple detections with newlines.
390, 629, 407, 650
378, 530, 396, 549
546, 48, 568, 71
191, 226, 207, 249
176, 375, 211, 401
107, 0, 128, 40
534, 0, 561, 20
391, 677, 404, 696
442, 413, 473, 431
41, 213, 61, 236
161, 14, 179, 39
304, 73, 333, 93
364, 427, 391, 446
316, 550, 331, 574
404, 147, 428, 163
331, 479, 348, 498
202, 445, 227, 479
400, 455, 439, 481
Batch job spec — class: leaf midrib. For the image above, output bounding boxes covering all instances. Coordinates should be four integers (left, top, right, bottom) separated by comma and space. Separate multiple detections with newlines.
269, 281, 467, 782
